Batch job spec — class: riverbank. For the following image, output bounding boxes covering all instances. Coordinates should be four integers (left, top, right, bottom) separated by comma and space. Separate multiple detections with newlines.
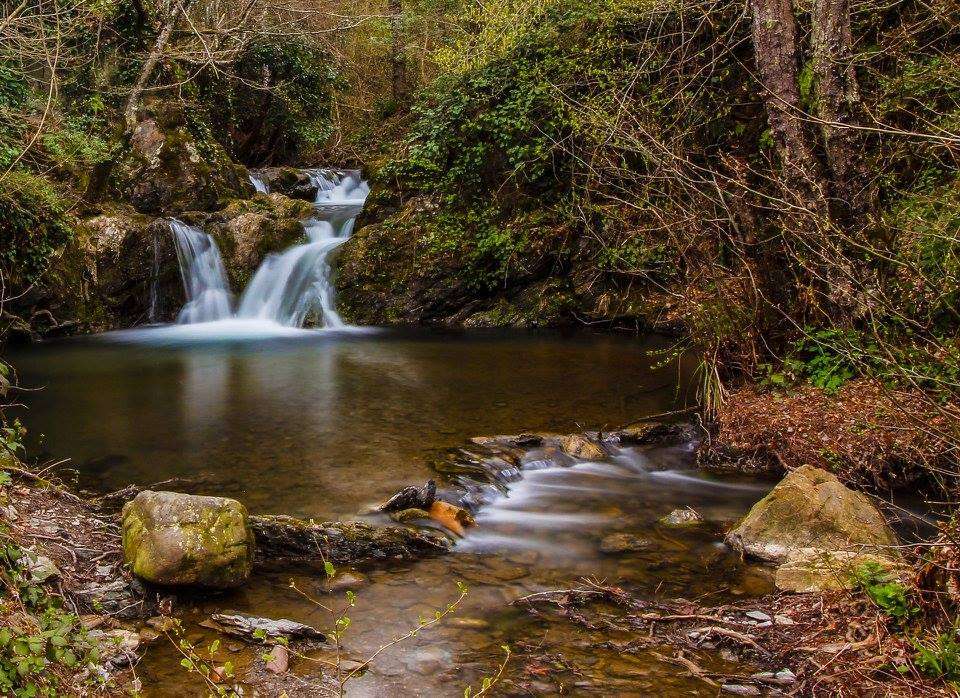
2, 391, 957, 695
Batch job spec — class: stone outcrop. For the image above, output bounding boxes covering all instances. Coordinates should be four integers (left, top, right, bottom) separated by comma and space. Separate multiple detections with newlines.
725, 465, 901, 591
182, 195, 314, 288
253, 167, 324, 200
121, 491, 255, 589
112, 102, 252, 214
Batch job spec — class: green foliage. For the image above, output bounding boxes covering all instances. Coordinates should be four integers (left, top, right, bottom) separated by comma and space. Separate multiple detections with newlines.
853, 561, 917, 623
412, 206, 532, 294
202, 37, 339, 163
387, 0, 644, 199
0, 172, 74, 287
0, 532, 102, 696
760, 328, 877, 394
913, 628, 960, 681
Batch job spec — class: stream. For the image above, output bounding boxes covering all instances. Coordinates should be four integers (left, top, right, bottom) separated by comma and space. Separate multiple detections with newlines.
7, 169, 778, 696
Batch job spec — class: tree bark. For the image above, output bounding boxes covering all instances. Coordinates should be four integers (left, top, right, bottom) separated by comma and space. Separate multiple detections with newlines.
812, 0, 872, 226
749, 0, 827, 217
123, 0, 197, 132
389, 0, 406, 104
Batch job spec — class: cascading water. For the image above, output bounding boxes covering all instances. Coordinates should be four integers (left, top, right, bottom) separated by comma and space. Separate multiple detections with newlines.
249, 173, 269, 194
171, 170, 368, 330
170, 220, 234, 324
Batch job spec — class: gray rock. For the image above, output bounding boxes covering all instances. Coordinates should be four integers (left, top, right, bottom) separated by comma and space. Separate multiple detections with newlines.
725, 465, 898, 565
209, 613, 326, 643
27, 555, 60, 583
721, 685, 760, 696
745, 610, 771, 622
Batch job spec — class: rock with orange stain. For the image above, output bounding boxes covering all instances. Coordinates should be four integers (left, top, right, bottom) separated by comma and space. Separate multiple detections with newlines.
428, 501, 475, 536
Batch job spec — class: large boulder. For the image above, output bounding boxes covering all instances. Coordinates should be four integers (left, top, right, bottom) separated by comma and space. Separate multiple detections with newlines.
112, 101, 252, 214
184, 195, 314, 288
726, 465, 898, 564
122, 491, 255, 589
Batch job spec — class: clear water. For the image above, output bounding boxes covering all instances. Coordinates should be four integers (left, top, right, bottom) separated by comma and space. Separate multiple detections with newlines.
8, 329, 774, 695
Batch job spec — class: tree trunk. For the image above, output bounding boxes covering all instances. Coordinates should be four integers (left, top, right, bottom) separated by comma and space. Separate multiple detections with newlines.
812, 0, 872, 226
123, 0, 197, 132
389, 0, 406, 104
749, 0, 827, 217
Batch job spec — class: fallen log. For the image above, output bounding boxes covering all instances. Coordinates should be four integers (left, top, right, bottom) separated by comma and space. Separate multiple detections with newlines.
250, 515, 451, 571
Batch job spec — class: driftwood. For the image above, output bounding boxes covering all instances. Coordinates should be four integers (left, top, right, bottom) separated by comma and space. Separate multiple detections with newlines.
249, 515, 451, 571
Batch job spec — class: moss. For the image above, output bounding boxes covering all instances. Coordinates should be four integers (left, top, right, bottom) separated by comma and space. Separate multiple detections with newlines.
121, 491, 254, 589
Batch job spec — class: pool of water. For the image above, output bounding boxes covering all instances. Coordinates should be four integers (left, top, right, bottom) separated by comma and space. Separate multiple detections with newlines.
7, 327, 774, 695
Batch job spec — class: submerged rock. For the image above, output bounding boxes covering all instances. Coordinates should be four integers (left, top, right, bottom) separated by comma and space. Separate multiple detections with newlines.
250, 515, 450, 570
599, 533, 655, 554
774, 551, 904, 593
659, 508, 704, 527
725, 465, 898, 564
613, 421, 699, 447
121, 491, 255, 589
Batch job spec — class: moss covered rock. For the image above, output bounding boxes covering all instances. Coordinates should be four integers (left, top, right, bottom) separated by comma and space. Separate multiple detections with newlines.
726, 465, 899, 564
121, 491, 255, 589
112, 101, 252, 214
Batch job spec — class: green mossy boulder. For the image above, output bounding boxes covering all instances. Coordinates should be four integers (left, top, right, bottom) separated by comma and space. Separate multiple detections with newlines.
121, 491, 255, 589
726, 465, 899, 564
112, 101, 251, 214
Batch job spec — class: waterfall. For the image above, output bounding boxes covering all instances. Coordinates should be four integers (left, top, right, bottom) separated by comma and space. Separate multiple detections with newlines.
170, 220, 234, 324
249, 173, 269, 194
170, 170, 367, 329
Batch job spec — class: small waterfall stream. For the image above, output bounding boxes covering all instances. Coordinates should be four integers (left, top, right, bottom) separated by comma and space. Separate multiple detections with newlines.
169, 170, 367, 329
170, 219, 234, 324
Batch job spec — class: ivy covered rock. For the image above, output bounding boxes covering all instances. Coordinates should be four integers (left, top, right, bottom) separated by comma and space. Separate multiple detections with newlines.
726, 465, 899, 564
121, 491, 255, 589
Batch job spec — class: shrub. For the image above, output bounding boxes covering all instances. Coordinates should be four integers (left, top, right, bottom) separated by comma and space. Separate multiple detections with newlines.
853, 561, 917, 623
0, 172, 74, 287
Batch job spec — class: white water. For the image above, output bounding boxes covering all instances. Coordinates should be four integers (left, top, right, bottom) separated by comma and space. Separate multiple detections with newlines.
169, 170, 368, 332
170, 220, 234, 324
249, 173, 269, 194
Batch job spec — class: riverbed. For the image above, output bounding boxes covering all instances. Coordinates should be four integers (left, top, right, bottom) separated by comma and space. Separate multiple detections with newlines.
9, 328, 774, 695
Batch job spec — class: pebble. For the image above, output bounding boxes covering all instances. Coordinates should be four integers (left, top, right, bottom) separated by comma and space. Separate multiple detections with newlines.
265, 644, 289, 674
745, 610, 771, 622
774, 614, 795, 625
323, 571, 368, 593
751, 668, 796, 685
447, 617, 490, 630
721, 685, 760, 696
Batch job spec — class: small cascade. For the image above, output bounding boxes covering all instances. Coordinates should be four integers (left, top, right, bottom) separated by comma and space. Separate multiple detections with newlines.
170, 170, 368, 329
249, 173, 269, 194
170, 220, 234, 324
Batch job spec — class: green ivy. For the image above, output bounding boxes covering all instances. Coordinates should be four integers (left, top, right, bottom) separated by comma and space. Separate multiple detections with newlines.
0, 172, 74, 287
